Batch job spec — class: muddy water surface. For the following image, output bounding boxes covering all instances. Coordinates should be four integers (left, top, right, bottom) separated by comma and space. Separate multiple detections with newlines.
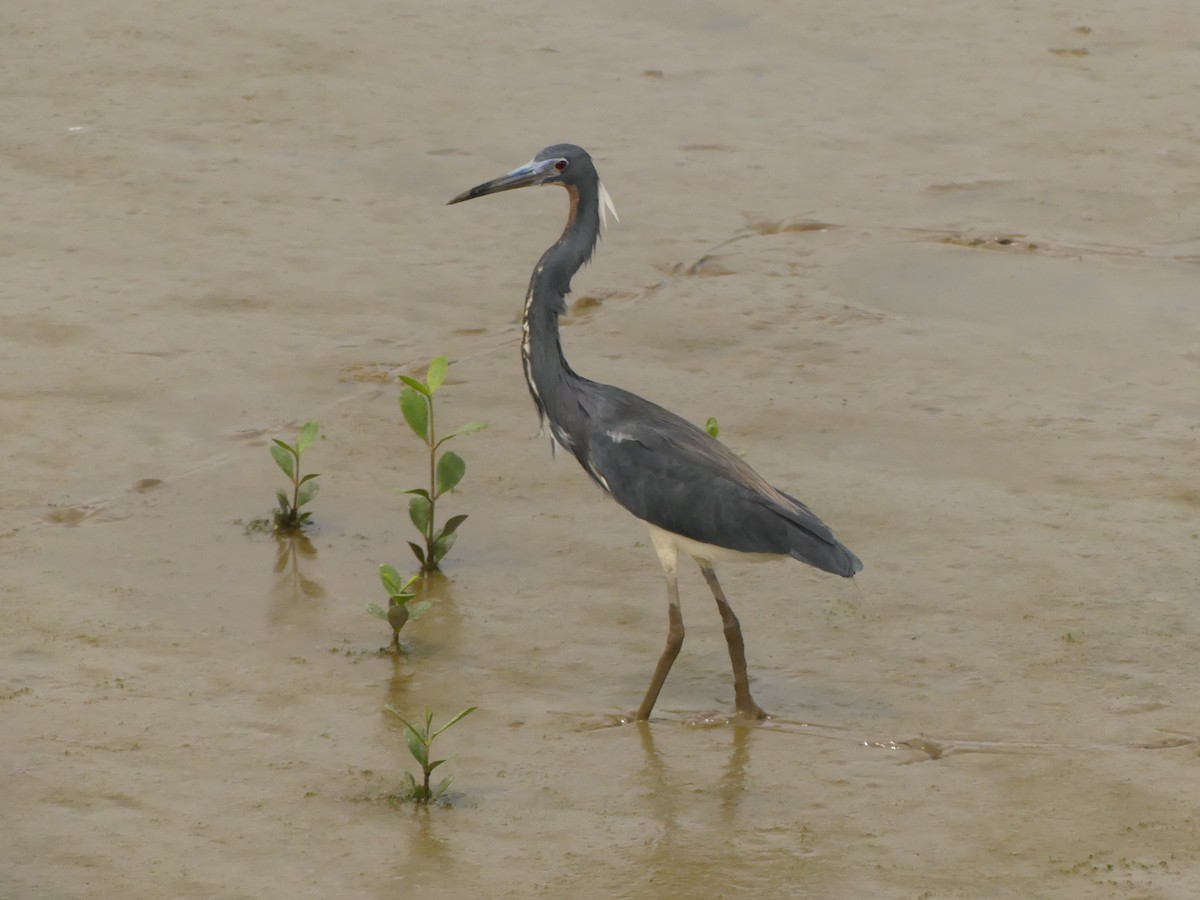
5, 2, 1200, 898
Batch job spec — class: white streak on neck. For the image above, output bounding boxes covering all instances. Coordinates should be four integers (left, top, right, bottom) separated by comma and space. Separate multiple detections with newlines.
598, 180, 619, 232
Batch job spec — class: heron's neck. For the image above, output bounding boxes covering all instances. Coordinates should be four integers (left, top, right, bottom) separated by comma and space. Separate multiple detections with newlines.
520, 184, 602, 437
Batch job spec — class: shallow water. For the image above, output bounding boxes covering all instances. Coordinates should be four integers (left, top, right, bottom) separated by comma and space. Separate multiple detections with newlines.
5, 1, 1200, 897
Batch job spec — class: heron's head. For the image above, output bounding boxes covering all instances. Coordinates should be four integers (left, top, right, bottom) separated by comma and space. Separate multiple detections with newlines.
448, 144, 618, 226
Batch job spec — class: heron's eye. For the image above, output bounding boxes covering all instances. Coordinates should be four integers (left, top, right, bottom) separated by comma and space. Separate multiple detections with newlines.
554, 160, 568, 172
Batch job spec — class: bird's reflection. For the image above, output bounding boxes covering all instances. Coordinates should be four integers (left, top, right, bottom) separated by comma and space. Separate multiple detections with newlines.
719, 721, 751, 818
637, 719, 751, 817
632, 720, 757, 892
636, 722, 677, 825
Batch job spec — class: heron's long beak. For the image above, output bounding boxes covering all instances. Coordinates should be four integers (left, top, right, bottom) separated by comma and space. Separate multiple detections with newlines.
447, 158, 562, 205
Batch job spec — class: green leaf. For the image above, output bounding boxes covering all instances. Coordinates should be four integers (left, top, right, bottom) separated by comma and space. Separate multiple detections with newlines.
379, 564, 403, 596
402, 488, 430, 500
705, 417, 720, 438
454, 420, 487, 437
384, 705, 418, 733
399, 387, 429, 441
296, 421, 319, 454
401, 771, 417, 798
275, 489, 290, 512
436, 421, 487, 448
366, 602, 388, 621
386, 710, 424, 748
426, 758, 446, 774
432, 530, 457, 564
426, 356, 448, 393
398, 374, 431, 397
440, 514, 468, 537
435, 451, 466, 495
408, 600, 431, 621
296, 478, 319, 508
408, 495, 432, 535
404, 726, 427, 767
298, 472, 319, 485
270, 444, 295, 480
407, 541, 426, 566
387, 603, 409, 631
432, 705, 477, 739
432, 775, 453, 800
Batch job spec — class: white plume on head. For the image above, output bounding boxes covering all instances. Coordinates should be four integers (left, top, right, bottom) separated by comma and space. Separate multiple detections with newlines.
598, 180, 619, 231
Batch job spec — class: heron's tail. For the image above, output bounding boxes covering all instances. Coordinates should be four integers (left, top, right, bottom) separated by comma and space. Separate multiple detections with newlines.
788, 534, 863, 578
771, 490, 863, 578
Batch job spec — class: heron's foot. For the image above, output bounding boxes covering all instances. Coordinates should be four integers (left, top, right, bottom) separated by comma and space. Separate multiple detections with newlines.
734, 701, 769, 722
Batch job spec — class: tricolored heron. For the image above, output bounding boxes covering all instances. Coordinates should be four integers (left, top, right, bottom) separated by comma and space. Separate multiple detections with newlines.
449, 144, 862, 721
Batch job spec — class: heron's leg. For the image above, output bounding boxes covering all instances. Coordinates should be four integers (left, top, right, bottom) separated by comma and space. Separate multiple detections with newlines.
638, 529, 686, 721
699, 563, 766, 720
636, 571, 683, 721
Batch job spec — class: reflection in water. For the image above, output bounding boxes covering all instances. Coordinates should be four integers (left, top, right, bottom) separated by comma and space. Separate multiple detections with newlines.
719, 723, 751, 820
382, 649, 414, 712
638, 722, 750, 822
636, 722, 678, 829
379, 572, 464, 716
267, 533, 325, 629
411, 807, 455, 866
633, 722, 763, 894
402, 571, 464, 660
388, 802, 459, 890
376, 572, 470, 890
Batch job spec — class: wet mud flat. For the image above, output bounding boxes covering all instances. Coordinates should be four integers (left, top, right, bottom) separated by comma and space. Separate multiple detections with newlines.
5, 1, 1200, 898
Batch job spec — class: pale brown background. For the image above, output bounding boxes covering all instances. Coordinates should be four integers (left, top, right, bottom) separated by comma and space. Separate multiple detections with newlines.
4, 1, 1200, 897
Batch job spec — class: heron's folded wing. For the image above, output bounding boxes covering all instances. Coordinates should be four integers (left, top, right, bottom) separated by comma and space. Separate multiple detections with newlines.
587, 421, 843, 558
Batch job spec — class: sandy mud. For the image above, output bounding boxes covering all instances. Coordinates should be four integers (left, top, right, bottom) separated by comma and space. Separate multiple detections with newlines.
4, 1, 1200, 897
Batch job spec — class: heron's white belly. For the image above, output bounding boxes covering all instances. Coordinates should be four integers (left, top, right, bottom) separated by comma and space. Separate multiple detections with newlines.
646, 523, 781, 568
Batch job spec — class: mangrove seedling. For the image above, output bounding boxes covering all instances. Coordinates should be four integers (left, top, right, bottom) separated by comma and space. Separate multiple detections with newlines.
367, 564, 430, 650
271, 420, 321, 532
384, 705, 477, 803
398, 356, 485, 575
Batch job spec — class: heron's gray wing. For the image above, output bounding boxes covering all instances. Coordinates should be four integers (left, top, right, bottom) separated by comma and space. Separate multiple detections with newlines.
583, 402, 861, 576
